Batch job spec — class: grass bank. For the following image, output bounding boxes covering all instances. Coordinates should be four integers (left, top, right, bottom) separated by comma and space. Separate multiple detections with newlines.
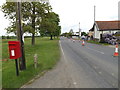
2, 37, 60, 88
87, 40, 110, 46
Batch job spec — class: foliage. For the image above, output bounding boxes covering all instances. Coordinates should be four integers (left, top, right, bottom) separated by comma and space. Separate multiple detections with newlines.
40, 12, 61, 40
81, 32, 88, 36
61, 32, 72, 38
2, 36, 17, 39
1, 2, 61, 44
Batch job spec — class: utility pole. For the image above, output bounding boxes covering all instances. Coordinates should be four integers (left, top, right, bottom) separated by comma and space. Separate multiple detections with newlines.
79, 22, 81, 38
16, 2, 26, 70
93, 5, 96, 39
94, 5, 96, 23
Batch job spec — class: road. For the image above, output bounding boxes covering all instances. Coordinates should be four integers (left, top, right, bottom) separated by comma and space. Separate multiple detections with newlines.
23, 37, 118, 88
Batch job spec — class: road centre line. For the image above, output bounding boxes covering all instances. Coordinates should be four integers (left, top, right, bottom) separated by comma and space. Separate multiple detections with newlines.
86, 47, 104, 54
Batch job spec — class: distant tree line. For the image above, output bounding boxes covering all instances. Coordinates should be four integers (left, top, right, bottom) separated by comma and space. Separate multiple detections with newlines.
1, 36, 17, 39
61, 28, 88, 37
1, 35, 42, 39
1, 2, 61, 45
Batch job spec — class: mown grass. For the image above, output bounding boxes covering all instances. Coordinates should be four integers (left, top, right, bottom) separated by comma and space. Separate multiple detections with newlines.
87, 40, 110, 46
2, 37, 60, 88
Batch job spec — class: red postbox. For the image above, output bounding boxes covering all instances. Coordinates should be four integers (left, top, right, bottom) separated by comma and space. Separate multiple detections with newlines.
8, 41, 21, 59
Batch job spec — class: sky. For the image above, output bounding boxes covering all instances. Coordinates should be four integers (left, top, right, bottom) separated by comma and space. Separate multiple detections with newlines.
0, 0, 120, 36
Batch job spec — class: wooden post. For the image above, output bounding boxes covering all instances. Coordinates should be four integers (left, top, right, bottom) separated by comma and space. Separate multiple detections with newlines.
15, 59, 19, 76
16, 2, 26, 70
34, 54, 38, 69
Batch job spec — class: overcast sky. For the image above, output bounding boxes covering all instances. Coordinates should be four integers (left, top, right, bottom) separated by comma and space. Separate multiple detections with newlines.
0, 0, 120, 36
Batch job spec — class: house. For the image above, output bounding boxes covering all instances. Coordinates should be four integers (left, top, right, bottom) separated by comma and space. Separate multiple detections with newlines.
89, 21, 120, 40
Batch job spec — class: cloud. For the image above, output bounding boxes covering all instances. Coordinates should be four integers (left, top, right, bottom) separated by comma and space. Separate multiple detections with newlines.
0, 0, 119, 35
50, 0, 119, 33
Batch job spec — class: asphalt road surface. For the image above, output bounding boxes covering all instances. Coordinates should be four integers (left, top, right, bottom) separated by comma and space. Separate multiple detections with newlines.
23, 37, 118, 88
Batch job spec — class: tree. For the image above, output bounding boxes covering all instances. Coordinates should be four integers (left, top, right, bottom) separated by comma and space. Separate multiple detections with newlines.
81, 32, 87, 36
40, 12, 61, 40
1, 2, 52, 45
61, 32, 68, 37
28, 2, 52, 45
61, 32, 72, 38
54, 26, 61, 38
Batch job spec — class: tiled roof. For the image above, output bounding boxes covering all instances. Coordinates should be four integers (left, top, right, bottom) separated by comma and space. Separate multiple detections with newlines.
89, 23, 95, 31
96, 21, 120, 31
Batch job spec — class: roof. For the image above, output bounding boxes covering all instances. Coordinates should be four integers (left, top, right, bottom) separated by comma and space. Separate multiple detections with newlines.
96, 21, 120, 31
89, 23, 95, 31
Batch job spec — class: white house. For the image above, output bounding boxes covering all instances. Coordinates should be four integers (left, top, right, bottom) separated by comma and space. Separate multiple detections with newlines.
89, 21, 120, 40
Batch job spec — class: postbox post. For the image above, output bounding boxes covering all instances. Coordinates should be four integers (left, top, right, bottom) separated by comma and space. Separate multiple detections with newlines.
15, 59, 19, 76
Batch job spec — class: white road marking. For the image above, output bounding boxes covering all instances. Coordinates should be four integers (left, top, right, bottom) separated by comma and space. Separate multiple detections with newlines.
59, 41, 66, 60
73, 82, 77, 85
59, 41, 77, 88
112, 84, 115, 86
94, 66, 97, 69
99, 72, 102, 74
86, 47, 104, 54
112, 73, 114, 76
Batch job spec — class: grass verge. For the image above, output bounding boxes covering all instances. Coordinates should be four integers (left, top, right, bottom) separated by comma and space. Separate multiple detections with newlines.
2, 37, 60, 88
87, 40, 110, 46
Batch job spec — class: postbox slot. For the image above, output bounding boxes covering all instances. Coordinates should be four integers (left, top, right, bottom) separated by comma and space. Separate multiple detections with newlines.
9, 44, 16, 46
10, 48, 16, 49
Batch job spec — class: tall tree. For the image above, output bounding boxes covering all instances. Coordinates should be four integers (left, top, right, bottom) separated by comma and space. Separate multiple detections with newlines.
54, 26, 61, 38
40, 12, 61, 40
1, 2, 52, 45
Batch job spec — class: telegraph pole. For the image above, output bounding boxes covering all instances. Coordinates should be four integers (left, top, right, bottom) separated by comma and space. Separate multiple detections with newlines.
93, 5, 96, 39
16, 2, 26, 70
94, 5, 96, 23
79, 22, 81, 38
